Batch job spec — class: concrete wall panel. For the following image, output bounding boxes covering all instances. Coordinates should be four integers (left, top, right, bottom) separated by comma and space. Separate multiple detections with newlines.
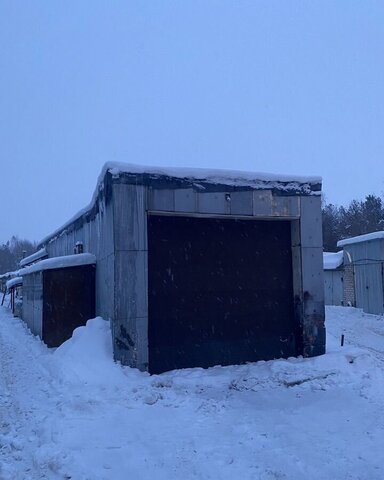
148, 188, 174, 212
230, 191, 253, 215
253, 191, 273, 216
300, 196, 323, 247
272, 196, 300, 217
174, 189, 197, 213
114, 184, 147, 252
197, 192, 231, 214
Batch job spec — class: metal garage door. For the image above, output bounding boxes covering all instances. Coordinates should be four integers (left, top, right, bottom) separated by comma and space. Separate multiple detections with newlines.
148, 215, 298, 374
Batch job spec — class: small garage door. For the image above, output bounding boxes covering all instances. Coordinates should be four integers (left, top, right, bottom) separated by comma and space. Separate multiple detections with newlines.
148, 215, 298, 374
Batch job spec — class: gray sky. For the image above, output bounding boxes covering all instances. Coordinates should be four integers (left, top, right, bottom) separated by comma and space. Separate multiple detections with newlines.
1, 1, 384, 244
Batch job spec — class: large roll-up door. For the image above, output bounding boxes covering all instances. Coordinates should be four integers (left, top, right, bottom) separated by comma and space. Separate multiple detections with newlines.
148, 215, 298, 374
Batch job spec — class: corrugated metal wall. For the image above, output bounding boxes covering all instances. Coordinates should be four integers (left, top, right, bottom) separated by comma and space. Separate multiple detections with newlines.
324, 270, 343, 306
344, 239, 384, 315
43, 197, 115, 321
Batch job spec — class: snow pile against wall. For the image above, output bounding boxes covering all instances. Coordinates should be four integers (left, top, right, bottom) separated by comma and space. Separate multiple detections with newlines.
53, 317, 128, 385
323, 251, 344, 270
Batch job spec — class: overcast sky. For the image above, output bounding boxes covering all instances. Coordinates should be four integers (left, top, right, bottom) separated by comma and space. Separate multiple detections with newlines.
1, 1, 384, 244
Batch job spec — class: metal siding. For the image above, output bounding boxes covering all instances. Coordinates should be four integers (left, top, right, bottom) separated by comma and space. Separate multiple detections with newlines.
113, 184, 147, 251
324, 270, 343, 306
348, 240, 384, 314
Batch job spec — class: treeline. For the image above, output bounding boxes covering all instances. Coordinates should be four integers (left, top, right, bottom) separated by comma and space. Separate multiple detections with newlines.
0, 236, 37, 275
323, 194, 384, 252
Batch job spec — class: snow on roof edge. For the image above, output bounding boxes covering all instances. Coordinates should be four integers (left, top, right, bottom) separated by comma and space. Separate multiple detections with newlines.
38, 162, 322, 247
323, 251, 344, 270
19, 253, 96, 276
6, 276, 23, 289
337, 231, 384, 248
19, 248, 48, 267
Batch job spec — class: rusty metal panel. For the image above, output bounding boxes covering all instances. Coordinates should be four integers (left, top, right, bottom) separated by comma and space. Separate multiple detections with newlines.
197, 192, 231, 214
174, 189, 196, 213
230, 191, 253, 216
148, 215, 298, 374
253, 190, 273, 216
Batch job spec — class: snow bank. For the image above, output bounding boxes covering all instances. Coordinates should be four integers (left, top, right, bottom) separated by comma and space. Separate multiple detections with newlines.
2, 305, 384, 479
19, 253, 96, 276
337, 231, 384, 247
53, 317, 126, 385
323, 251, 343, 270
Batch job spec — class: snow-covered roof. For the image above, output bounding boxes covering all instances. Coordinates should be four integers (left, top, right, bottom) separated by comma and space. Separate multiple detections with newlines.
323, 251, 344, 270
0, 270, 20, 280
6, 277, 23, 289
19, 253, 96, 276
337, 231, 384, 248
105, 162, 322, 186
39, 162, 322, 247
19, 248, 48, 267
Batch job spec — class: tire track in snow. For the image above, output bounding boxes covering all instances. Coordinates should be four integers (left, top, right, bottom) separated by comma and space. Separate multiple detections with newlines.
0, 308, 70, 479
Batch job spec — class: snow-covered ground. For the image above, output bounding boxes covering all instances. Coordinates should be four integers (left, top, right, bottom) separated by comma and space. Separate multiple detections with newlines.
1, 306, 384, 480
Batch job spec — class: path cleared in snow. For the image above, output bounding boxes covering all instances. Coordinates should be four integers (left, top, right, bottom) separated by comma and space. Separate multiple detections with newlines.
1, 305, 384, 479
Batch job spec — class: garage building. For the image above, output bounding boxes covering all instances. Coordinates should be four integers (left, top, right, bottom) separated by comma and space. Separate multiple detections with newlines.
36, 163, 325, 373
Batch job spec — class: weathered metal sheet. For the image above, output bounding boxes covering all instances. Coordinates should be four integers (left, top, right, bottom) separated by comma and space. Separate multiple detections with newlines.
347, 239, 384, 314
